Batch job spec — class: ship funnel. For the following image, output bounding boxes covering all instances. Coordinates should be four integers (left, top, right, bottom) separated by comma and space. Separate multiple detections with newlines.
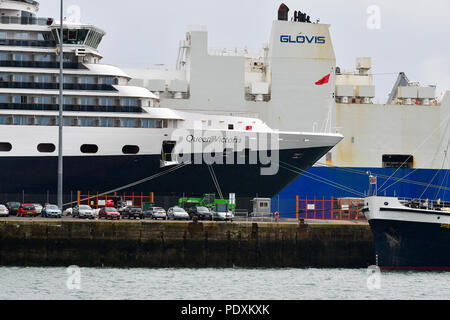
278, 3, 289, 21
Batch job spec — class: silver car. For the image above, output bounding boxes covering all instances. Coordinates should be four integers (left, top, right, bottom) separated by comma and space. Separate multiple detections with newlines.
42, 205, 62, 218
167, 207, 190, 221
73, 205, 95, 219
147, 207, 167, 220
0, 205, 9, 217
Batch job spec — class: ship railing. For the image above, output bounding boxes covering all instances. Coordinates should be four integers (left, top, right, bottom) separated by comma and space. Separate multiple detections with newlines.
0, 16, 53, 26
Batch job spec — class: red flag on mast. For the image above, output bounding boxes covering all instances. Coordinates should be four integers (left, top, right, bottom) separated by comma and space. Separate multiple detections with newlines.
315, 74, 331, 85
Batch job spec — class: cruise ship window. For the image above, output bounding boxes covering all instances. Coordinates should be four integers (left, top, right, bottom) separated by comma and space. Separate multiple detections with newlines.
0, 95, 8, 103
15, 32, 29, 40
80, 97, 95, 105
80, 118, 95, 127
13, 96, 28, 104
0, 32, 6, 39
0, 116, 9, 124
0, 53, 7, 61
0, 74, 7, 82
37, 144, 56, 153
122, 145, 140, 155
100, 97, 113, 106
123, 98, 137, 107
99, 77, 115, 85
142, 120, 149, 128
100, 118, 114, 127
0, 142, 12, 152
35, 96, 51, 105
36, 117, 51, 126
121, 119, 136, 128
13, 116, 27, 125
13, 74, 29, 82
80, 76, 95, 85
80, 144, 99, 154
56, 55, 72, 63
56, 76, 74, 83
13, 53, 30, 61
68, 30, 77, 41
36, 75, 52, 83
36, 54, 51, 62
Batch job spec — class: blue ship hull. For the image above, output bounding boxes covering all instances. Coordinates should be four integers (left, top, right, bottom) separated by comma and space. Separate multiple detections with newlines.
274, 167, 450, 217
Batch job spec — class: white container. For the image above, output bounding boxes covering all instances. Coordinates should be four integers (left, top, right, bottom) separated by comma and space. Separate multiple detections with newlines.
418, 87, 436, 99
398, 86, 418, 99
147, 79, 166, 92
336, 85, 355, 97
356, 85, 375, 98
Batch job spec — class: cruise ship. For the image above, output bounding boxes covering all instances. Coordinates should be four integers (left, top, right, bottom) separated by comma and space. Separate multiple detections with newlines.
0, 0, 343, 207
126, 3, 450, 215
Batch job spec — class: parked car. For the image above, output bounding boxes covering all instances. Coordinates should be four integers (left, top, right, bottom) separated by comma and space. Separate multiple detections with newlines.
99, 207, 119, 219
63, 207, 73, 216
0, 205, 9, 217
6, 202, 21, 216
212, 203, 234, 222
144, 207, 167, 220
72, 205, 95, 219
167, 207, 190, 221
33, 204, 43, 215
188, 206, 213, 221
121, 206, 144, 220
105, 208, 121, 220
41, 205, 62, 219
17, 204, 37, 217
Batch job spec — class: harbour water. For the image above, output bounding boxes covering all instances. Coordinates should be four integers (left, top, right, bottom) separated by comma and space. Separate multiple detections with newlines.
0, 267, 448, 300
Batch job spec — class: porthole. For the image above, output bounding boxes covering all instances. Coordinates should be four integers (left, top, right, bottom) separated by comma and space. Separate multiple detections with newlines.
80, 144, 98, 154
122, 145, 140, 155
384, 202, 389, 206
37, 143, 56, 153
0, 142, 12, 152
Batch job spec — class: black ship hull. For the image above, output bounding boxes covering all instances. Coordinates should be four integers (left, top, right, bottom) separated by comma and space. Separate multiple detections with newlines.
369, 218, 450, 270
0, 146, 330, 210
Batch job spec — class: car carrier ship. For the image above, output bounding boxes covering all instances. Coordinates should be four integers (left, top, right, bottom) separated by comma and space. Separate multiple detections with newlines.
0, 0, 343, 207
126, 3, 450, 216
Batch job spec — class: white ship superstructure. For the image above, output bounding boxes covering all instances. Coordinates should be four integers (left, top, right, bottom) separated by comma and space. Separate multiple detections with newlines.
126, 3, 450, 215
0, 1, 343, 207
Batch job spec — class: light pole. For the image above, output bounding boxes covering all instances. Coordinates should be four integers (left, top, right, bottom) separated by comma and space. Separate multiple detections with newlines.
57, 0, 64, 210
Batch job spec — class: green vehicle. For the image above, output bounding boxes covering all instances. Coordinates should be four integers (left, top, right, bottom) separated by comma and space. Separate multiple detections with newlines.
178, 194, 236, 213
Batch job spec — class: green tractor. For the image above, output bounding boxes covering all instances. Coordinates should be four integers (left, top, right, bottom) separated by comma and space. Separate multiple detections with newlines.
178, 194, 236, 212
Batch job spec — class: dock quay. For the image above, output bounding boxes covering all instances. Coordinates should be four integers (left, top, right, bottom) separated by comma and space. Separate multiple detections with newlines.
0, 219, 374, 268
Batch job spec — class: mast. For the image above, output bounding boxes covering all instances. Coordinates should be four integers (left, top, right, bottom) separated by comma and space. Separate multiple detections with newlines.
58, 0, 64, 210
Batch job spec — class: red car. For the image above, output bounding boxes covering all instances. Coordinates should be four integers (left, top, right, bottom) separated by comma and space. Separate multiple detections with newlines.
18, 204, 37, 217
100, 207, 120, 220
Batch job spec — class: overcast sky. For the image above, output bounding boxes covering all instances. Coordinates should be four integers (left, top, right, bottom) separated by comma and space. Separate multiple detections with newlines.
38, 0, 450, 101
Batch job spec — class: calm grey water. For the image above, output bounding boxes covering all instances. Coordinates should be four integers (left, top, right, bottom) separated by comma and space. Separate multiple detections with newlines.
0, 267, 448, 300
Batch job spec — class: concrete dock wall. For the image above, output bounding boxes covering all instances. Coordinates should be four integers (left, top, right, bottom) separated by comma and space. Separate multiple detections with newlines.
0, 221, 375, 268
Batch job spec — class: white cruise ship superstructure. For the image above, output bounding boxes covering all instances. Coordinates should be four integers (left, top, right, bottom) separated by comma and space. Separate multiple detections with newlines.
0, 0, 343, 207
